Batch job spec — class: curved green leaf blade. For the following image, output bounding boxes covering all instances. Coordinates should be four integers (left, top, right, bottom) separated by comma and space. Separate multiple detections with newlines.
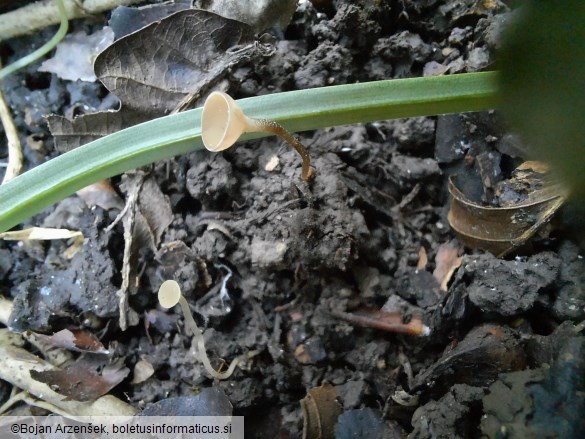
0, 72, 498, 232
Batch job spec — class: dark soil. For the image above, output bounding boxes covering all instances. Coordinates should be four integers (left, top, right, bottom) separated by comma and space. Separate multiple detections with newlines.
1, 1, 584, 438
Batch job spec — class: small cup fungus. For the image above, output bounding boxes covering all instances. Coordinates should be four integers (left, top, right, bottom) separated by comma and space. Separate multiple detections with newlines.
201, 91, 316, 182
158, 280, 238, 380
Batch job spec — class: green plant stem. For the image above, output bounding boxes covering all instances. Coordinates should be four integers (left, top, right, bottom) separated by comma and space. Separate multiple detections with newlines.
0, 0, 68, 80
0, 71, 499, 232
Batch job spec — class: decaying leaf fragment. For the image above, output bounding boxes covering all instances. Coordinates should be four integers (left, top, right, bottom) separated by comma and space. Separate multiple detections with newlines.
448, 162, 568, 257
0, 336, 137, 416
433, 239, 463, 291
416, 246, 428, 270
301, 384, 343, 439
47, 110, 150, 154
30, 356, 129, 402
109, 3, 191, 39
111, 173, 173, 331
27, 328, 109, 354
77, 180, 124, 211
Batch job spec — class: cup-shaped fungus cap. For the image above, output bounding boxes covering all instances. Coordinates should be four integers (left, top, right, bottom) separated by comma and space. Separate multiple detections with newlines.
158, 280, 182, 308
201, 91, 254, 152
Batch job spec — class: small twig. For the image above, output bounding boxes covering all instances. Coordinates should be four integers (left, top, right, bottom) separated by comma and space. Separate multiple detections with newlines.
105, 198, 131, 233
274, 297, 299, 312
397, 183, 422, 210
0, 0, 142, 42
330, 308, 430, 337
116, 176, 144, 331
0, 389, 26, 415
198, 211, 240, 221
0, 66, 23, 184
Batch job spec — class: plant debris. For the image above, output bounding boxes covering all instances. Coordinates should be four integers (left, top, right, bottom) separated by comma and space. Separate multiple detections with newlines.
448, 162, 568, 257
193, 0, 298, 33
433, 239, 463, 291
330, 308, 430, 337
76, 179, 124, 211
300, 384, 342, 439
38, 27, 114, 82
26, 328, 109, 354
48, 9, 273, 151
0, 227, 84, 259
94, 9, 266, 114
30, 356, 129, 402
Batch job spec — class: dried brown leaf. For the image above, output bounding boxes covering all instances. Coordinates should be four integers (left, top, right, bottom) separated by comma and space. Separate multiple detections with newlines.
301, 384, 342, 439
94, 9, 259, 113
47, 110, 150, 153
48, 10, 271, 151
447, 163, 568, 257
29, 329, 109, 354
433, 239, 463, 291
138, 177, 173, 248
30, 356, 129, 402
77, 180, 124, 211
109, 3, 191, 39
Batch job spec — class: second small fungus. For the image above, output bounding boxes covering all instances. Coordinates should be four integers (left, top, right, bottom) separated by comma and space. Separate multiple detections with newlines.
158, 280, 239, 380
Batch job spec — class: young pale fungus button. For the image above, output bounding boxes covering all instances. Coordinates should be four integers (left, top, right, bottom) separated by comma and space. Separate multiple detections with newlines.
158, 279, 181, 309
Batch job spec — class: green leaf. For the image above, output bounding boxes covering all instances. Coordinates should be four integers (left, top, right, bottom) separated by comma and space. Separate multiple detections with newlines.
499, 0, 585, 198
0, 72, 498, 232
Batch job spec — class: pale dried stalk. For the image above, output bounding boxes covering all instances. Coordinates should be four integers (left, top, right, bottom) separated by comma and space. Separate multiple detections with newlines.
0, 78, 23, 183
0, 0, 143, 41
0, 296, 13, 326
